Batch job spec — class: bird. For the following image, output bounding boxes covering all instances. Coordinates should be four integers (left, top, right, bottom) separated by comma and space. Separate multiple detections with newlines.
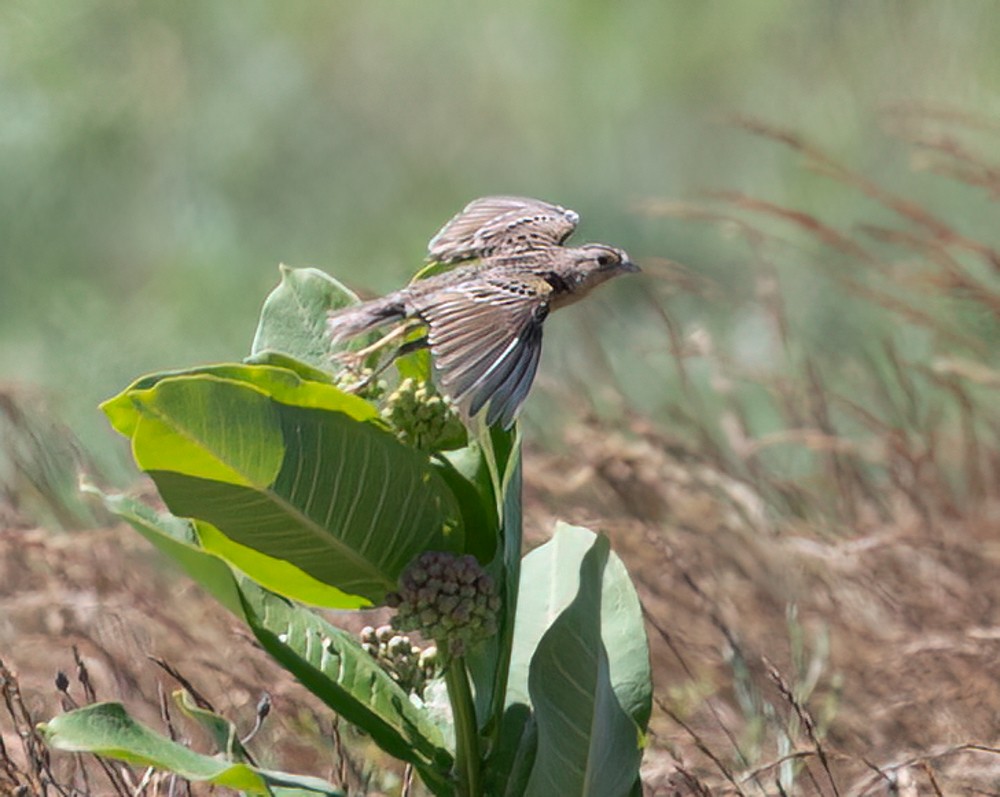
327, 196, 639, 429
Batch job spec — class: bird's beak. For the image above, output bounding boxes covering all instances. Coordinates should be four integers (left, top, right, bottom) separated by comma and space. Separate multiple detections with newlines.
622, 258, 641, 273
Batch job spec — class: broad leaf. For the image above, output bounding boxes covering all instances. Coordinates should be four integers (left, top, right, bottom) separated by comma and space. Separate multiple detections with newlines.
506, 523, 651, 728
196, 521, 365, 608
102, 362, 380, 439
395, 346, 434, 382
39, 702, 342, 795
103, 365, 463, 605
251, 265, 364, 369
522, 535, 643, 797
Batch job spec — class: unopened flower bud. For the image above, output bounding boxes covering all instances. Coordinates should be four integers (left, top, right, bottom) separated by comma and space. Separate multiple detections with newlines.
388, 550, 501, 658
381, 379, 466, 451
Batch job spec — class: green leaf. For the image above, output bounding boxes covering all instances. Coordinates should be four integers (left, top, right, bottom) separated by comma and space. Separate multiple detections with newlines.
101, 363, 374, 450
103, 366, 463, 605
467, 429, 521, 742
506, 523, 652, 728
244, 350, 337, 384
196, 521, 367, 609
522, 535, 644, 797
93, 486, 360, 613
237, 584, 454, 796
251, 265, 365, 370
410, 260, 458, 282
173, 689, 250, 762
393, 322, 434, 383
39, 702, 342, 795
395, 346, 433, 382
484, 703, 536, 797
88, 487, 247, 618
435, 443, 499, 565
102, 362, 380, 440
136, 376, 284, 488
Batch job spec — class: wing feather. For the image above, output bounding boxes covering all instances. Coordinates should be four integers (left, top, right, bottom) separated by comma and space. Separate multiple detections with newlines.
411, 275, 550, 427
427, 196, 579, 263
490, 324, 543, 428
467, 335, 525, 416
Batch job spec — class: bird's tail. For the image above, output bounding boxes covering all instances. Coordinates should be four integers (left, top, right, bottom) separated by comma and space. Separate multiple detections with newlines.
327, 293, 407, 344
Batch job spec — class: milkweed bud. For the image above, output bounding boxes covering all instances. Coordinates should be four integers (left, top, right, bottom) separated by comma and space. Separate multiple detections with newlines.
381, 378, 466, 451
334, 366, 386, 401
357, 626, 437, 696
388, 551, 500, 658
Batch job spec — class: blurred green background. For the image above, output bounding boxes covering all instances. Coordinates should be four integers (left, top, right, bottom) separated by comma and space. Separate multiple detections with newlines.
3, 1, 999, 483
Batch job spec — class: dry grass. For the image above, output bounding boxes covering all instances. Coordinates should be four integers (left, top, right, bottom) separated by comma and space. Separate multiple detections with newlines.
610, 109, 1000, 794
526, 417, 1000, 794
4, 109, 1000, 795
0, 522, 403, 796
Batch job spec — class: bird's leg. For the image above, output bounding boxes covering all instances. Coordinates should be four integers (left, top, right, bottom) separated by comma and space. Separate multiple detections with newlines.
336, 320, 422, 367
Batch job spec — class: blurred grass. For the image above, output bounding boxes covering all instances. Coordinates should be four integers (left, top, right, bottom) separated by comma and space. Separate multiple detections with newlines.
2, 0, 1000, 490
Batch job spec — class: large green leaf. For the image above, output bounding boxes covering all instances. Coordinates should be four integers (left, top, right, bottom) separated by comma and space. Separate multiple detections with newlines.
39, 702, 342, 795
251, 265, 365, 369
102, 365, 463, 604
506, 523, 651, 728
237, 584, 454, 796
102, 362, 379, 439
522, 535, 644, 797
196, 521, 366, 608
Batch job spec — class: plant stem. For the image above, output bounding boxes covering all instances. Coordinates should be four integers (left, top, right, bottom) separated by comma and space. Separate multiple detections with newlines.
445, 656, 480, 797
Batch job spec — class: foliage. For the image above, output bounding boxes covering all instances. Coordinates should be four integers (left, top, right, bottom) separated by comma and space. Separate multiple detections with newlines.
43, 266, 652, 796
39, 701, 344, 796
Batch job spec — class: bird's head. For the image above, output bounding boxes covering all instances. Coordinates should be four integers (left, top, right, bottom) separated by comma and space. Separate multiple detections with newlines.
578, 244, 640, 274
555, 244, 639, 303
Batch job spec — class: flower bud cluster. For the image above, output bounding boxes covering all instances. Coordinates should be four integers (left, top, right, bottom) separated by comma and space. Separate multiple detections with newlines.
381, 378, 465, 451
359, 624, 438, 696
334, 365, 386, 401
387, 551, 500, 658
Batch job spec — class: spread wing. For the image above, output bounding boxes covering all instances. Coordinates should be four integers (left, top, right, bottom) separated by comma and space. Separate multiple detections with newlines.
411, 274, 551, 428
427, 196, 579, 264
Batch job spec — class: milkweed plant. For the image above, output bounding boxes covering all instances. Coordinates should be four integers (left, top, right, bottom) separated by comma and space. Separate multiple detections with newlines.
39, 266, 652, 797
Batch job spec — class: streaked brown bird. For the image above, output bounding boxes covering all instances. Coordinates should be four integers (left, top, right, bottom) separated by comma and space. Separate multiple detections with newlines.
328, 196, 639, 428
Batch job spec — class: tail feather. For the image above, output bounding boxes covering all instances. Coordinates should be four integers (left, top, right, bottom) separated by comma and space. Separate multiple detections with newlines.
327, 294, 406, 343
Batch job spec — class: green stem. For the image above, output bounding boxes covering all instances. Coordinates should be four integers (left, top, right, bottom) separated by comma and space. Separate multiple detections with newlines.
486, 444, 522, 753
445, 655, 480, 797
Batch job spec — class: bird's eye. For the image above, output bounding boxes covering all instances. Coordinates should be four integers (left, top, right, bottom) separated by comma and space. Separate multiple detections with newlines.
596, 254, 611, 267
